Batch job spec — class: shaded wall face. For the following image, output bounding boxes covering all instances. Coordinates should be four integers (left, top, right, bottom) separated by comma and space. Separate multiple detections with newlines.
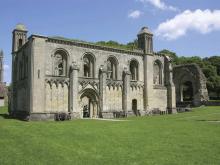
173, 65, 209, 106
182, 81, 193, 101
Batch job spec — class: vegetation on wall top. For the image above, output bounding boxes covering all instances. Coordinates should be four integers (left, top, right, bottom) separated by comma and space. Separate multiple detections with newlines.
158, 49, 220, 99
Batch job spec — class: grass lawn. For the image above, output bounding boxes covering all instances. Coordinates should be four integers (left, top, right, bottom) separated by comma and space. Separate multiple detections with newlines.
0, 106, 220, 165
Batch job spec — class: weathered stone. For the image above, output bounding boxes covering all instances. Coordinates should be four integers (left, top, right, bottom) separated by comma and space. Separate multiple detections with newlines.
10, 24, 176, 120
173, 64, 209, 107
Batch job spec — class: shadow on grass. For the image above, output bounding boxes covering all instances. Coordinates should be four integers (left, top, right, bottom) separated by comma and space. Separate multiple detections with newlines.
0, 113, 12, 119
196, 119, 220, 122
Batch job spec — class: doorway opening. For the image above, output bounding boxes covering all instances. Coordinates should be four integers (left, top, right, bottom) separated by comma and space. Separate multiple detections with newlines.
80, 89, 99, 118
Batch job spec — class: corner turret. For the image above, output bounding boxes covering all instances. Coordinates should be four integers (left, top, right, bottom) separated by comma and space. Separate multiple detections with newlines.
12, 23, 28, 52
137, 27, 153, 54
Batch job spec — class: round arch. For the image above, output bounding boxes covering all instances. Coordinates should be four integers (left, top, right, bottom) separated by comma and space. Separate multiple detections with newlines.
153, 59, 163, 85
82, 52, 96, 78
129, 58, 139, 81
107, 55, 119, 80
52, 48, 69, 76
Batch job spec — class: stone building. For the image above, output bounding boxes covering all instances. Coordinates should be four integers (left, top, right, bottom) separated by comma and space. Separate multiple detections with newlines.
173, 64, 209, 106
10, 24, 176, 120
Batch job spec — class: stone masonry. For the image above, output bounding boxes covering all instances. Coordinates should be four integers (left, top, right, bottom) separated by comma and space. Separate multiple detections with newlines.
10, 24, 176, 120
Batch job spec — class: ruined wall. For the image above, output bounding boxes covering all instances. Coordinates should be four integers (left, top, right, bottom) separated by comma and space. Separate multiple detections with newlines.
150, 88, 167, 111
129, 85, 144, 111
105, 85, 123, 112
45, 82, 68, 113
173, 64, 209, 106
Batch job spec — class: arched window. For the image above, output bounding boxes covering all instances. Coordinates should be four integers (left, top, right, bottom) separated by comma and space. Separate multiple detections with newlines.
53, 50, 67, 76
18, 39, 23, 49
130, 60, 139, 81
83, 53, 95, 78
107, 57, 118, 80
132, 99, 137, 115
153, 60, 162, 85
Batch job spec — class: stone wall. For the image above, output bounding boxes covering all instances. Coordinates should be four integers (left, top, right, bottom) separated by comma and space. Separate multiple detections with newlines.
105, 85, 123, 112
173, 64, 209, 106
45, 81, 68, 113
11, 34, 176, 120
149, 87, 167, 112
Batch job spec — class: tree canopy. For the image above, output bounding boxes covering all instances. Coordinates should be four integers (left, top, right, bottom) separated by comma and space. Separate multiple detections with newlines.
158, 49, 220, 99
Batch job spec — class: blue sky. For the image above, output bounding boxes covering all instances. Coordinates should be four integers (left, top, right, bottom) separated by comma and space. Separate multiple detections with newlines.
1, 0, 220, 84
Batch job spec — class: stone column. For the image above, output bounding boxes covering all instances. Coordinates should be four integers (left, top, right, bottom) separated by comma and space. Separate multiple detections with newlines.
91, 100, 97, 118
94, 102, 98, 118
69, 62, 80, 118
165, 56, 177, 114
122, 68, 131, 115
143, 54, 149, 113
90, 101, 93, 118
112, 65, 115, 79
99, 65, 107, 118
90, 62, 93, 77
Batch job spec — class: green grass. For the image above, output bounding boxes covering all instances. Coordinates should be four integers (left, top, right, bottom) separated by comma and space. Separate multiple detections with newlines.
0, 106, 220, 165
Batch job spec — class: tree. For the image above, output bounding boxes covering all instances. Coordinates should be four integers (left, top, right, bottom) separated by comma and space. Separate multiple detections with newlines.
204, 56, 220, 76
157, 49, 178, 65
158, 49, 220, 99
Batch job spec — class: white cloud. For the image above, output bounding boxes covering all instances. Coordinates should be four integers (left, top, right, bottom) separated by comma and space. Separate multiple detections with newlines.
155, 9, 220, 40
128, 10, 143, 19
3, 64, 9, 70
139, 0, 178, 11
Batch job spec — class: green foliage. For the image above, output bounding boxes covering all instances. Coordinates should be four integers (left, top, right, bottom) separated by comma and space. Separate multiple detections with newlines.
51, 36, 138, 51
0, 106, 220, 165
204, 56, 220, 76
96, 40, 138, 50
159, 49, 220, 99
158, 49, 178, 64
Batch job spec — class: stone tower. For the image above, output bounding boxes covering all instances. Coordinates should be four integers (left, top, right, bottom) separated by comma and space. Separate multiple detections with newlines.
137, 27, 153, 54
0, 50, 3, 82
137, 27, 154, 113
12, 24, 28, 53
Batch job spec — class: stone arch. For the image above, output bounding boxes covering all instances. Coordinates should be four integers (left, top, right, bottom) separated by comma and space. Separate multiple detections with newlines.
181, 81, 194, 101
52, 49, 69, 76
173, 64, 209, 106
132, 99, 138, 116
79, 88, 99, 118
107, 56, 118, 80
82, 52, 96, 78
153, 60, 163, 85
129, 59, 139, 81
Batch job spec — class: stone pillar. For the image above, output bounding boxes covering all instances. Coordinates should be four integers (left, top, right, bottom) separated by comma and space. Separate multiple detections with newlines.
143, 55, 149, 113
90, 101, 93, 118
95, 102, 98, 118
165, 56, 177, 114
123, 68, 131, 115
69, 62, 80, 118
112, 65, 115, 79
90, 62, 93, 77
91, 100, 97, 118
99, 65, 107, 117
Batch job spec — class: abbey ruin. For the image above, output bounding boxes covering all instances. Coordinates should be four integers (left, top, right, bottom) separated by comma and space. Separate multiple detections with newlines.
10, 24, 180, 120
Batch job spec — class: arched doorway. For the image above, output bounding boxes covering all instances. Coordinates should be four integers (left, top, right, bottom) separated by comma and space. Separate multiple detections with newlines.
80, 89, 99, 118
181, 81, 194, 101
132, 99, 138, 116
